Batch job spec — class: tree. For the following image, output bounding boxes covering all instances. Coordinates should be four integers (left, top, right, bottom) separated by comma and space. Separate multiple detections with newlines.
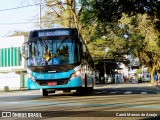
37, 0, 104, 63
39, 0, 87, 31
119, 13, 160, 83
94, 0, 160, 23
9, 31, 28, 37
39, 0, 76, 28
81, 0, 160, 83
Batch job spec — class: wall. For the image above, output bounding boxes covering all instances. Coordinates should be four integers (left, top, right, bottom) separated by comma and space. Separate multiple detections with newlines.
0, 36, 27, 71
0, 36, 27, 90
0, 73, 20, 88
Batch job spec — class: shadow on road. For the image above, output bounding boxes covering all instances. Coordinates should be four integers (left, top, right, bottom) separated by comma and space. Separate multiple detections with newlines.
92, 86, 158, 95
0, 84, 159, 100
39, 85, 159, 98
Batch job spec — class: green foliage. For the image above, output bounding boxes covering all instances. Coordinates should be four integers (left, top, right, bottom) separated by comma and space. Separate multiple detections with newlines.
81, 1, 160, 83
80, 0, 96, 25
136, 69, 142, 75
9, 31, 28, 37
94, 0, 160, 23
118, 14, 160, 83
134, 69, 142, 78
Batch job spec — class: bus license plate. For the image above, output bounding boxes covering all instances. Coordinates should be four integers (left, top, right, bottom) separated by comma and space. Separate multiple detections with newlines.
48, 82, 57, 86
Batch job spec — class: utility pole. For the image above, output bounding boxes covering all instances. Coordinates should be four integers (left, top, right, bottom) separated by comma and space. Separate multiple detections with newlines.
39, 5, 42, 29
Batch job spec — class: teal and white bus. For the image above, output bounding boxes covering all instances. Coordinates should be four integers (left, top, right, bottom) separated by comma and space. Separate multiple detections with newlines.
22, 28, 95, 96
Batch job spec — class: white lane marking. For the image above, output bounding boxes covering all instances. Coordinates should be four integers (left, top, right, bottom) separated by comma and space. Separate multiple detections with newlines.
0, 101, 19, 104
109, 92, 117, 94
124, 91, 132, 94
141, 92, 147, 94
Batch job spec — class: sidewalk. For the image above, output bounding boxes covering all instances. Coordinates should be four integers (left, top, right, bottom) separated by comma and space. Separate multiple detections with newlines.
0, 87, 28, 92
148, 83, 160, 90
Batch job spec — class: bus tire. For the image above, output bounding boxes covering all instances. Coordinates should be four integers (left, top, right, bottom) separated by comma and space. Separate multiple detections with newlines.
42, 89, 48, 96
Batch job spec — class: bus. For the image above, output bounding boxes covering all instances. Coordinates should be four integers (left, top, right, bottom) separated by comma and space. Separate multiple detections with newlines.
22, 28, 95, 96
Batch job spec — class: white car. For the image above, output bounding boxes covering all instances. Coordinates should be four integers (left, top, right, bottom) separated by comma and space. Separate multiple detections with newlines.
142, 76, 150, 82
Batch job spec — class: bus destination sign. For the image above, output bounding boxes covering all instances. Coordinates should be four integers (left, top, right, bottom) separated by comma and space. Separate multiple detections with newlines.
38, 30, 70, 37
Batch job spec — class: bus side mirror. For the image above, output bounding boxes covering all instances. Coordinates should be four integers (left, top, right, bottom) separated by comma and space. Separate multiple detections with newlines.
22, 42, 28, 60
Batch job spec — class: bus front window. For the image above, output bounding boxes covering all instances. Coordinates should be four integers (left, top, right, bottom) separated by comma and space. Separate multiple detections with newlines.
28, 39, 80, 66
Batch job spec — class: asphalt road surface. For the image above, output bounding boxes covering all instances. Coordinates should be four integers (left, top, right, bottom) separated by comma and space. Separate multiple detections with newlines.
0, 83, 160, 120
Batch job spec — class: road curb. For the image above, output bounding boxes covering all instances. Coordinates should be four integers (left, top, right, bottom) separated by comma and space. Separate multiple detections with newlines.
0, 88, 28, 92
147, 84, 160, 94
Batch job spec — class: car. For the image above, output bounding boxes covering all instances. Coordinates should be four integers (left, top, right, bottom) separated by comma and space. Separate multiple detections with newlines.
142, 73, 150, 82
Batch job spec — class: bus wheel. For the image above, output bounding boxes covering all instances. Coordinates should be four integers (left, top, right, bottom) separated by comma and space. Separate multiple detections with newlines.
42, 89, 48, 96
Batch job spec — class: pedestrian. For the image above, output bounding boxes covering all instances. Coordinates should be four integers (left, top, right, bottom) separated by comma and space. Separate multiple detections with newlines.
154, 73, 159, 86
123, 75, 128, 83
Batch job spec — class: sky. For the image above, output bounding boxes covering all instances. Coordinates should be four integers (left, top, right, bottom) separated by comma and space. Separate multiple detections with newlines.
0, 0, 41, 38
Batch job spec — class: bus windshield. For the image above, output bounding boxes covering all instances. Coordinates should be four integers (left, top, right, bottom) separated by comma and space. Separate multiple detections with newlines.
28, 39, 81, 66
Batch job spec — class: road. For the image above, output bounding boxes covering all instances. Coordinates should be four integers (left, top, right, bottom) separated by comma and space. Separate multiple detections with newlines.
0, 83, 160, 120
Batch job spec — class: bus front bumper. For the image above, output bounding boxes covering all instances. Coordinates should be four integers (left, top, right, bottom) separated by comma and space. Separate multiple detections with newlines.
37, 76, 83, 90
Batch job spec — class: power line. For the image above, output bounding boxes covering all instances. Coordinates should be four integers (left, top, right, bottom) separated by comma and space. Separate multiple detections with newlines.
0, 21, 40, 25
0, 2, 45, 12
0, 1, 80, 12
0, 21, 51, 25
0, 19, 70, 25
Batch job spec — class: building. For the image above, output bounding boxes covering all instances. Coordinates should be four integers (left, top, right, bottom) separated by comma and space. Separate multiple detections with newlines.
97, 56, 130, 84
0, 36, 27, 90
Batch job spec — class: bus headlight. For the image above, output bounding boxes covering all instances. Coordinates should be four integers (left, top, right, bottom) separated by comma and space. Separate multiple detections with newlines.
70, 70, 81, 80
27, 74, 36, 82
